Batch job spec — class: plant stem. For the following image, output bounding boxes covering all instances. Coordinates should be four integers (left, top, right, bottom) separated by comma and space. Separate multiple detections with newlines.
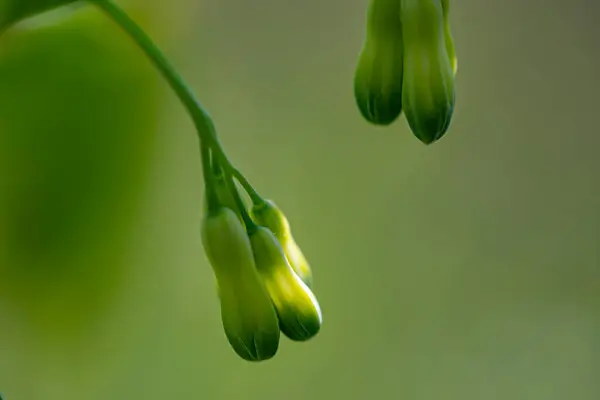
231, 169, 263, 205
200, 142, 218, 212
91, 0, 264, 202
91, 0, 212, 141
211, 157, 258, 231
225, 174, 257, 233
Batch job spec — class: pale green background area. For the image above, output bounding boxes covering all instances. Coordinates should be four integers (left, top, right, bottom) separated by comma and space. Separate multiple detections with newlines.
1, 0, 599, 399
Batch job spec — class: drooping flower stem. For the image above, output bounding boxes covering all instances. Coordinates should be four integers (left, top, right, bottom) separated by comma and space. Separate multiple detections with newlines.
90, 0, 264, 204
200, 142, 219, 212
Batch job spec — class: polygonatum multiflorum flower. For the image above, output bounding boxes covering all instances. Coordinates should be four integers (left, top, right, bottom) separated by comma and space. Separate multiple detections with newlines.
201, 145, 323, 360
354, 0, 458, 145
201, 205, 281, 361
1, 0, 464, 363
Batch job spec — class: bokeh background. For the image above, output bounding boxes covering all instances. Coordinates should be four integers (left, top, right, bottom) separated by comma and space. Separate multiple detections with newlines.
1, 0, 599, 399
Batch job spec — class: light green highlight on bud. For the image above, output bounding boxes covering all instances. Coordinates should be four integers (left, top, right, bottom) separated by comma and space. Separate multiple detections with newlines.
251, 199, 313, 288
249, 226, 322, 342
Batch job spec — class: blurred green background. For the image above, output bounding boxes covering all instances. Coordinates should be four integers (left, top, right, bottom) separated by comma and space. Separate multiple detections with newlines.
1, 0, 599, 399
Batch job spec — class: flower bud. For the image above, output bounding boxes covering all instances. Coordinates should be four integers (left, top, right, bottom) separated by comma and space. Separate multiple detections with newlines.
250, 200, 313, 288
201, 207, 280, 361
400, 0, 455, 144
353, 0, 404, 125
249, 226, 322, 342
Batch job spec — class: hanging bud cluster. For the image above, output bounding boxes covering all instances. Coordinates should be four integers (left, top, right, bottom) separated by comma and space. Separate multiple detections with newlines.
1, 0, 464, 364
354, 0, 457, 144
201, 151, 322, 361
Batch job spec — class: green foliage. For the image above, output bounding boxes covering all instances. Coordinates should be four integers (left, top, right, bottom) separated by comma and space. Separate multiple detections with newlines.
0, 9, 158, 333
0, 0, 79, 32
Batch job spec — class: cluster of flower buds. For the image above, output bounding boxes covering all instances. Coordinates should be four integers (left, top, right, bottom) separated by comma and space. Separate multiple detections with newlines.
200, 152, 322, 361
354, 0, 457, 144
1, 0, 324, 363
2, 0, 463, 363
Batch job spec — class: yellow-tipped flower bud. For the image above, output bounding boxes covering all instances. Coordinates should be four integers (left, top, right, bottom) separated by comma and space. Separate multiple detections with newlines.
400, 0, 455, 144
353, 0, 404, 125
250, 200, 313, 288
201, 207, 280, 361
249, 226, 322, 342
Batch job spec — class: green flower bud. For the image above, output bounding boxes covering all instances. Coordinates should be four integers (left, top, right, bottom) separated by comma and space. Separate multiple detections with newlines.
250, 200, 313, 288
0, 0, 79, 32
353, 0, 404, 125
441, 0, 457, 75
249, 226, 322, 342
201, 207, 280, 361
400, 0, 455, 144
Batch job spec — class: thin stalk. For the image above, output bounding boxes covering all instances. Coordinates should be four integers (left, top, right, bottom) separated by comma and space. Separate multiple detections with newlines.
91, 0, 262, 202
200, 142, 218, 212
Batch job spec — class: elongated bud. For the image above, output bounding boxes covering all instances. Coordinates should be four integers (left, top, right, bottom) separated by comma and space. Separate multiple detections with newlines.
249, 227, 322, 342
400, 0, 455, 144
250, 200, 313, 288
201, 208, 280, 361
0, 0, 79, 32
441, 0, 457, 75
353, 0, 404, 125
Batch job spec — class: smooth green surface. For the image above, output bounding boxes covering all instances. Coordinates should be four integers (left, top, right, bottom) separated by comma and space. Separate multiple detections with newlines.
353, 0, 404, 125
1, 0, 600, 399
0, 5, 158, 333
202, 208, 280, 362
400, 0, 455, 143
0, 0, 79, 31
251, 200, 314, 287
249, 226, 322, 342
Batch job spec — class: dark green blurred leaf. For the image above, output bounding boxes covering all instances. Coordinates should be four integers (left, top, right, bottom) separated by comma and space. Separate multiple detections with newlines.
0, 8, 160, 335
0, 0, 80, 33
